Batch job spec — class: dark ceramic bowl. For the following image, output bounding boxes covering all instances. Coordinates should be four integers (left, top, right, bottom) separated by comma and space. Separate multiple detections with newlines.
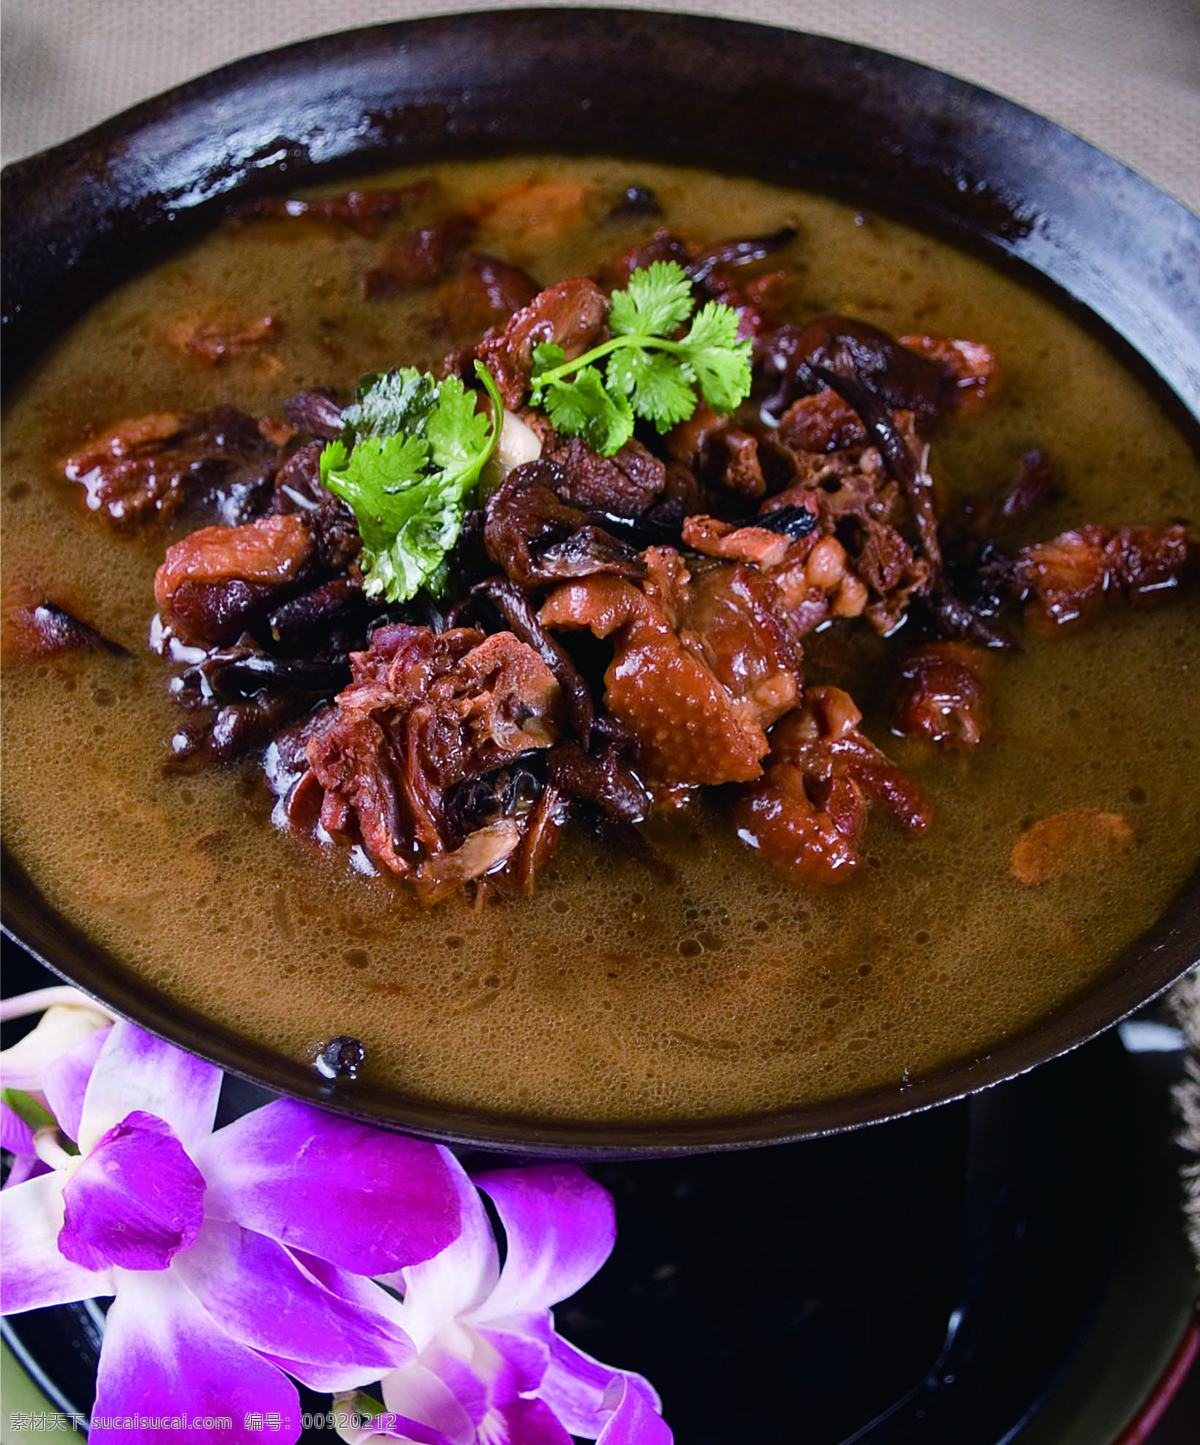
3, 7, 1199, 1155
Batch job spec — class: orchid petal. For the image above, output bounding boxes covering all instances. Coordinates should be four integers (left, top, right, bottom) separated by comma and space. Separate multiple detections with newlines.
197, 1099, 459, 1274
59, 1111, 206, 1273
0, 1171, 114, 1311
595, 1375, 673, 1445
381, 1360, 477, 1445
0, 986, 108, 1024
475, 1316, 550, 1397
355, 1420, 459, 1445
291, 1249, 409, 1334
393, 1148, 499, 1350
92, 1266, 301, 1443
2, 1153, 50, 1191
0, 999, 110, 1090
255, 1351, 384, 1397
42, 1025, 111, 1144
534, 1329, 660, 1439
487, 1398, 573, 1445
1, 1099, 36, 1157
421, 1332, 492, 1423
474, 1166, 615, 1319
171, 1217, 413, 1390
332, 1392, 460, 1445
79, 1022, 220, 1154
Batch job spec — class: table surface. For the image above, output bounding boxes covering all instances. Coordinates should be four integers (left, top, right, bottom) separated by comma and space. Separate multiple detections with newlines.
2, 0, 1199, 209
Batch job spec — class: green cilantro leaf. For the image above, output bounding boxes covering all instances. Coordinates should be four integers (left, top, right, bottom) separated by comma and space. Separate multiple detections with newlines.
526, 259, 752, 454
320, 364, 501, 603
606, 347, 697, 433
541, 367, 635, 455
608, 260, 694, 338
531, 342, 566, 377
679, 301, 753, 412
425, 374, 493, 478
342, 367, 437, 441
323, 434, 469, 602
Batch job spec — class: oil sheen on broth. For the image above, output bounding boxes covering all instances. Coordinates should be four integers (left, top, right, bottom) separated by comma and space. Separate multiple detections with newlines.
3, 158, 1198, 1123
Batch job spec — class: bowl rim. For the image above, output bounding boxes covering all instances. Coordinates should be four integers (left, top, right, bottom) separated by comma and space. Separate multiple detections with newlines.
3, 4, 1199, 1156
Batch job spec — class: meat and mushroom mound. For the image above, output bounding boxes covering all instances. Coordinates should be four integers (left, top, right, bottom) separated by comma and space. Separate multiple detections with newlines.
51, 178, 1197, 902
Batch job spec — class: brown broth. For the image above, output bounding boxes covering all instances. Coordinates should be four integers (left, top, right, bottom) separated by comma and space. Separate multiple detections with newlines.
3, 157, 1199, 1123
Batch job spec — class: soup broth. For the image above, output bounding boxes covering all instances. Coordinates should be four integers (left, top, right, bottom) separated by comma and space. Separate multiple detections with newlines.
3, 157, 1198, 1122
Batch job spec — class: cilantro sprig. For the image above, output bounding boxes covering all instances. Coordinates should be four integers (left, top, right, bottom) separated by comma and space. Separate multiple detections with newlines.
318, 263, 752, 601
319, 362, 502, 603
528, 260, 753, 455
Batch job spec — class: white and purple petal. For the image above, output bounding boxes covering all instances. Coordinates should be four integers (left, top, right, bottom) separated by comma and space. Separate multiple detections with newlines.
2, 1153, 50, 1191
532, 1328, 662, 1439
59, 1112, 205, 1273
92, 1266, 301, 1443
0, 997, 111, 1091
475, 1315, 550, 1398
42, 1024, 111, 1144
78, 1022, 221, 1154
171, 1217, 413, 1389
595, 1375, 672, 1445
0, 986, 106, 1025
0, 1170, 114, 1312
480, 1398, 573, 1445
332, 1391, 460, 1445
255, 1350, 382, 1397
0, 1099, 36, 1158
394, 1149, 499, 1350
380, 1360, 478, 1445
420, 1332, 494, 1425
474, 1166, 615, 1320
291, 1249, 409, 1335
197, 1099, 459, 1275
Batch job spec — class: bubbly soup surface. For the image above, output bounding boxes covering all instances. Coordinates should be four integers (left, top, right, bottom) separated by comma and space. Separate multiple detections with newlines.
4, 157, 1199, 1123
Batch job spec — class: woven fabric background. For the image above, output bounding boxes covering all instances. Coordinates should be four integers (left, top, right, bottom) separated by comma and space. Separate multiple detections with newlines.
3, 0, 1199, 207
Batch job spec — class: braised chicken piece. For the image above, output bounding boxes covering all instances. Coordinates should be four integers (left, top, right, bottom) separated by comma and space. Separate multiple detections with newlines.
161, 311, 282, 365
540, 546, 801, 787
1015, 523, 1193, 630
668, 405, 769, 499
364, 215, 476, 297
62, 409, 281, 526
230, 183, 434, 236
761, 417, 931, 635
1009, 808, 1136, 884
897, 334, 1002, 413
154, 513, 315, 647
2, 601, 124, 662
892, 642, 991, 748
776, 389, 867, 453
472, 179, 597, 251
476, 278, 609, 408
737, 687, 930, 885
436, 254, 541, 337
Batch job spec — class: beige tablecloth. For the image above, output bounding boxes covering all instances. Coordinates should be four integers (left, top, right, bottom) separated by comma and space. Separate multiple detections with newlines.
2, 0, 1199, 209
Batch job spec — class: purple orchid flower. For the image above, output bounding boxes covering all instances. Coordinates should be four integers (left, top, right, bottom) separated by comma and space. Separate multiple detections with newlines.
1, 1018, 461, 1444
0, 987, 112, 1190
330, 1151, 672, 1444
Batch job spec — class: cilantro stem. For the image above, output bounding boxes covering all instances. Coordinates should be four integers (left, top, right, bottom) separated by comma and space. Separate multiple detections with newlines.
532, 334, 692, 389
473, 361, 505, 471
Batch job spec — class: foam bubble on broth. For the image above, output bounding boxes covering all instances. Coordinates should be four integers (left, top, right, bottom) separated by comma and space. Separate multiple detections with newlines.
2, 156, 1198, 1123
